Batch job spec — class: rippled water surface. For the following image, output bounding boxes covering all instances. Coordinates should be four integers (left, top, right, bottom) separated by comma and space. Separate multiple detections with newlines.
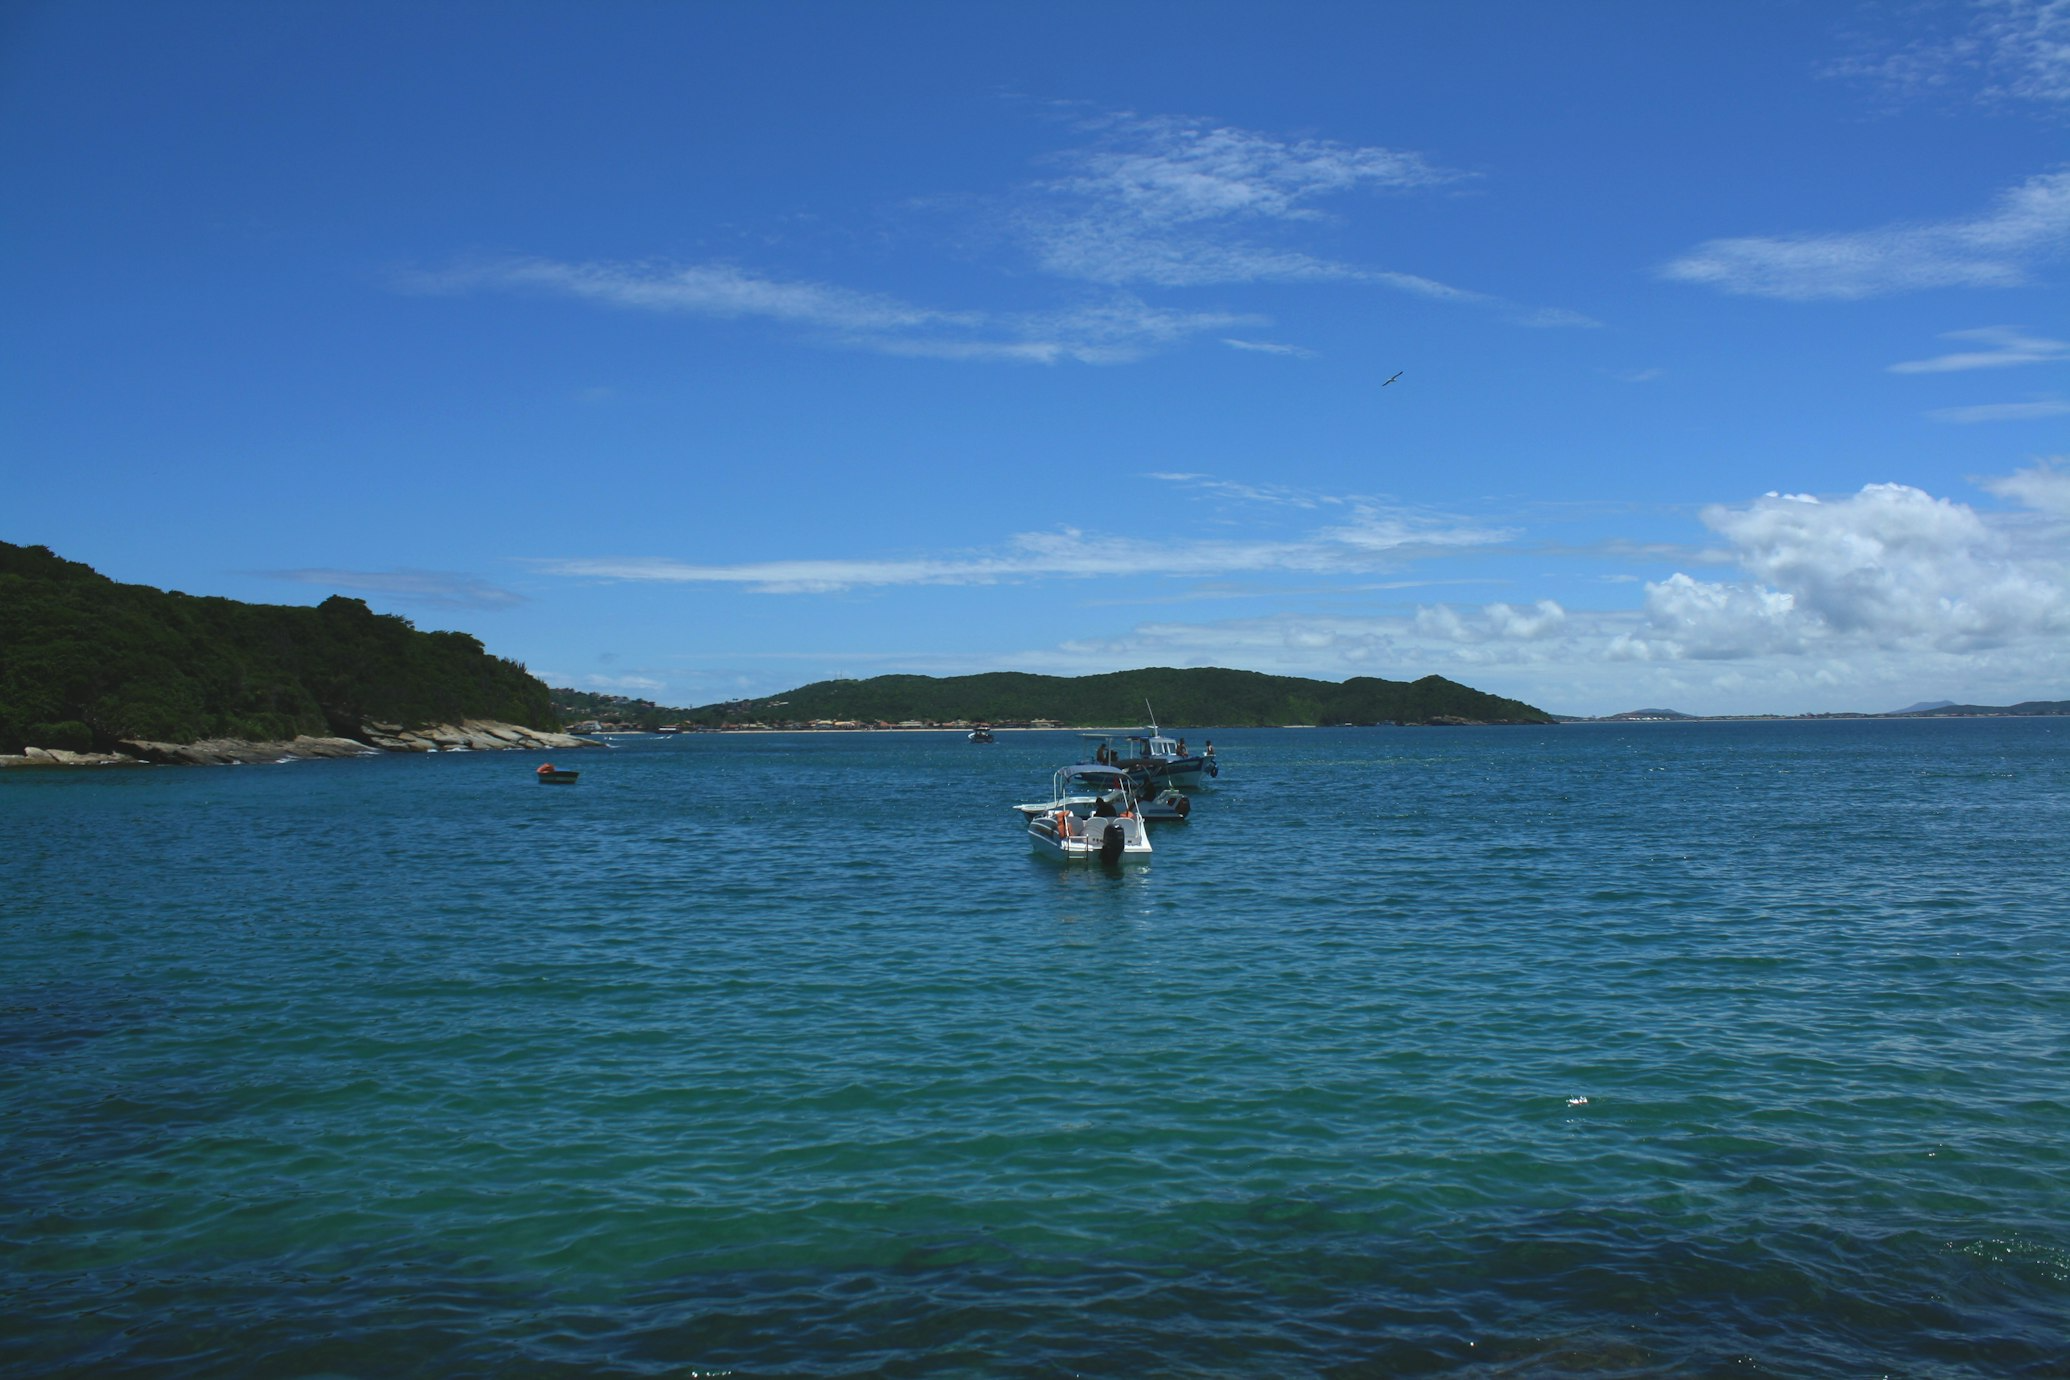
4, 721, 2067, 1377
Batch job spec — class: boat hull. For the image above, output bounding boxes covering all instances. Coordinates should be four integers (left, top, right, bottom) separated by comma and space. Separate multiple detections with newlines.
1026, 811, 1150, 861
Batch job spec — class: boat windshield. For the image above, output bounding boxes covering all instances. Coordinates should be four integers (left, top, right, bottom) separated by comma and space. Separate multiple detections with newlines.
1060, 767, 1133, 800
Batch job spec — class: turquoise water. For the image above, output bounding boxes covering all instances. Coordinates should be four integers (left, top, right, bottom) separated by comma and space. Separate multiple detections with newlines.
4, 721, 2067, 1377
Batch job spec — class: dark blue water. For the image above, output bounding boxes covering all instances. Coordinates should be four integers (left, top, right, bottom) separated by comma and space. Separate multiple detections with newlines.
4, 721, 2067, 1377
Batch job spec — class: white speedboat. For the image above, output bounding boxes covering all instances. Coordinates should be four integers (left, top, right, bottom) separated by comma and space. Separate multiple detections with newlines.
1133, 778, 1193, 821
1016, 764, 1153, 862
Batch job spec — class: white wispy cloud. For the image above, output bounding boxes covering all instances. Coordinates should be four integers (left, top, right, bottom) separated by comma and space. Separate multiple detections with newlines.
1221, 337, 1316, 357
1018, 111, 1461, 291
263, 568, 525, 610
1013, 111, 1531, 306
1928, 397, 2070, 422
1147, 473, 1340, 509
402, 257, 1251, 365
407, 105, 1591, 363
412, 257, 965, 332
554, 672, 667, 693
1515, 306, 1605, 329
1823, 0, 2070, 109
1981, 457, 2070, 514
1659, 168, 2070, 300
1050, 112, 1456, 222
530, 484, 1515, 595
1890, 325, 2070, 372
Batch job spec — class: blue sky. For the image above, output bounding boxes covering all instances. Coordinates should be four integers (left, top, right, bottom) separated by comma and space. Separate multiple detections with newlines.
5, 0, 2066, 716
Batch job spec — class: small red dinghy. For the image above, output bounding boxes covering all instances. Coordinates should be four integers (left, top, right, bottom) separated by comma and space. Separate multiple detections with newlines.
536, 763, 580, 783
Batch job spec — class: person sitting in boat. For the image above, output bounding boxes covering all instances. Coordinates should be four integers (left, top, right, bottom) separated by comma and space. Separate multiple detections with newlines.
1204, 740, 1214, 758
1094, 791, 1118, 817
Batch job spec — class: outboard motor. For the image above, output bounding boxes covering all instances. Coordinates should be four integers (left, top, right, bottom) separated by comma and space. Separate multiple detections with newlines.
1098, 819, 1126, 865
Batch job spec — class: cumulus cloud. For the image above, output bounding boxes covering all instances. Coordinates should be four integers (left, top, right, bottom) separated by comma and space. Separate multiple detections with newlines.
1486, 599, 1569, 639
1616, 483, 2070, 661
1408, 600, 1570, 644
1659, 168, 2070, 300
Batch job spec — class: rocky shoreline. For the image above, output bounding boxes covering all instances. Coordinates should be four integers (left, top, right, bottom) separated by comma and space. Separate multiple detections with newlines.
1, 719, 603, 769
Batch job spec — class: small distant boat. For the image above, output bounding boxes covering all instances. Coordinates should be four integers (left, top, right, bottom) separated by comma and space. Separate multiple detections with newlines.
1017, 764, 1153, 862
969, 724, 996, 743
535, 763, 580, 784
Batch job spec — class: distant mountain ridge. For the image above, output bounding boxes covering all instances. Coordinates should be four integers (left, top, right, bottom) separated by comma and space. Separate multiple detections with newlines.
1578, 700, 2069, 723
1889, 700, 2070, 718
673, 668, 1554, 728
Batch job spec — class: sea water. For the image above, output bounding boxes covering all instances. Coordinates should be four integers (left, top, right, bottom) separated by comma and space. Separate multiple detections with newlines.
2, 720, 2066, 1377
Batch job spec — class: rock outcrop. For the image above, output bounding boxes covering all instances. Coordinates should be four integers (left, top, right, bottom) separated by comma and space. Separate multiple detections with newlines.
1, 746, 143, 768
4, 719, 601, 768
355, 719, 601, 754
115, 735, 384, 766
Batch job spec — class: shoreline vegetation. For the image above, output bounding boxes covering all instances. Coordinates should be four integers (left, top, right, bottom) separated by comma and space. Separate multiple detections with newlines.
1, 542, 589, 768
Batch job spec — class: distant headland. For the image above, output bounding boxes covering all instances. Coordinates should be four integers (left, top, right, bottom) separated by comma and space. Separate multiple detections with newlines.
552, 669, 1557, 733
0, 542, 594, 767
1574, 701, 2069, 723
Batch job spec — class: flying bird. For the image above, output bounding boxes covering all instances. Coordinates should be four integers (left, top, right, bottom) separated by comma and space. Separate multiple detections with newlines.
1383, 370, 1403, 386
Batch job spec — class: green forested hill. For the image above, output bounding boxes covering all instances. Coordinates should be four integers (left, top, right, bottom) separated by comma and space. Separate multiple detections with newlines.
691, 667, 1553, 727
0, 542, 552, 753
